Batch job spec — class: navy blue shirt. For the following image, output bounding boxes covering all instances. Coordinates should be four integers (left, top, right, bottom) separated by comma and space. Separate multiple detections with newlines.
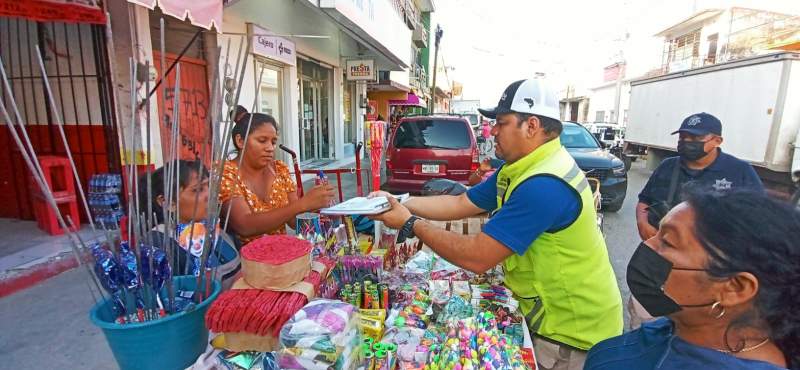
638, 150, 764, 206
585, 318, 787, 370
467, 170, 580, 255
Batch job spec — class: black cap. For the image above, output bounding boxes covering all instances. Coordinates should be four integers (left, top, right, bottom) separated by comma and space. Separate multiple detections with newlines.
671, 112, 722, 136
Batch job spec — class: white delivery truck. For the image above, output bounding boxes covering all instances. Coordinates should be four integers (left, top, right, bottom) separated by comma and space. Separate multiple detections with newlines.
625, 52, 800, 192
450, 99, 482, 128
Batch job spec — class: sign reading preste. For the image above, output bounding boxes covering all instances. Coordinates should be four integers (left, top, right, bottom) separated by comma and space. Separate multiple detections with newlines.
346, 59, 376, 81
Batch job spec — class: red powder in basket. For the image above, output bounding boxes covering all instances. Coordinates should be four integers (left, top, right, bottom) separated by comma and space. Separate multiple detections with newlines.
206, 257, 335, 337
241, 235, 312, 264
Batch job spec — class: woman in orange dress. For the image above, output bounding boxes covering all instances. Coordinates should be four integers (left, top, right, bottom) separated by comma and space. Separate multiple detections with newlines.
219, 112, 335, 245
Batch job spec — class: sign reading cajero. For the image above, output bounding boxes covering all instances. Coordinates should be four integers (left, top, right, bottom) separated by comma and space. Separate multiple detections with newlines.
250, 24, 296, 66
346, 59, 376, 81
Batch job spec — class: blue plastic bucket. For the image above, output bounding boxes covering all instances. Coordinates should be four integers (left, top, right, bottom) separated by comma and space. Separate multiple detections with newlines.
89, 276, 220, 370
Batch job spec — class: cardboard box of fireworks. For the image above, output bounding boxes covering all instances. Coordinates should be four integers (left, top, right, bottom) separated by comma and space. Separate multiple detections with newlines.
202, 203, 538, 370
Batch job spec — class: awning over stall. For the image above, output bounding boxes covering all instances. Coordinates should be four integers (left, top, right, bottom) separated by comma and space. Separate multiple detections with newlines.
128, 0, 221, 31
388, 93, 425, 107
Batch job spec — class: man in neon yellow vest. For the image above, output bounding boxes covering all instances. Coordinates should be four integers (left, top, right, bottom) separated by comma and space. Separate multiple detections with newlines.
371, 79, 623, 370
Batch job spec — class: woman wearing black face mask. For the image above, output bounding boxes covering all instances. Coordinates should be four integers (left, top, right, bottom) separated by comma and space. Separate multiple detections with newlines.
586, 191, 800, 370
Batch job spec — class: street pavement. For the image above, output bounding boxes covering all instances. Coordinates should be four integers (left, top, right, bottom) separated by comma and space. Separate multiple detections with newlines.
0, 160, 651, 369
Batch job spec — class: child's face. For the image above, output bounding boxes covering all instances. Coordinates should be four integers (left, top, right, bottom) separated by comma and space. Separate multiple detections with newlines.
177, 171, 209, 223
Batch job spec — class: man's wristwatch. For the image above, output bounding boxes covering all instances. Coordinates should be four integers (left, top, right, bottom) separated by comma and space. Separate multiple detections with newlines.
397, 215, 421, 243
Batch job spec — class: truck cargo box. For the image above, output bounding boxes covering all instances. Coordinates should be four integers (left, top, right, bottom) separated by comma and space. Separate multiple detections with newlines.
626, 52, 800, 173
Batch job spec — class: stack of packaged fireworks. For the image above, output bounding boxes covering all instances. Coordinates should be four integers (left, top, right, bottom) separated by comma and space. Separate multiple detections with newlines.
88, 173, 124, 229
339, 280, 391, 310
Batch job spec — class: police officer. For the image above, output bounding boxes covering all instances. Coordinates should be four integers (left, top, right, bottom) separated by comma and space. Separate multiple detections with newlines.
371, 79, 623, 370
630, 112, 764, 329
636, 112, 764, 241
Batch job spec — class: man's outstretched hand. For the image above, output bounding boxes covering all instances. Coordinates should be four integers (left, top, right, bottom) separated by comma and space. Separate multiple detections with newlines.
368, 195, 412, 229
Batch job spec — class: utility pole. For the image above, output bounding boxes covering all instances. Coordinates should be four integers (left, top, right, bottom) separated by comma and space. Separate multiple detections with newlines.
429, 25, 443, 113
611, 31, 629, 125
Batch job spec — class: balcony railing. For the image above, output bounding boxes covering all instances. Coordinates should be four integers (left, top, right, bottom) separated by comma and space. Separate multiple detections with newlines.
410, 64, 427, 91
412, 22, 428, 47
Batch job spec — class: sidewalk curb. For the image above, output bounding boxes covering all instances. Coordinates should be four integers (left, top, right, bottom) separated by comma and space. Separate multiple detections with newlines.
0, 251, 82, 298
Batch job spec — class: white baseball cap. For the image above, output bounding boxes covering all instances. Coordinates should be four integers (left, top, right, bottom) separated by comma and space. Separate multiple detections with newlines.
478, 79, 561, 121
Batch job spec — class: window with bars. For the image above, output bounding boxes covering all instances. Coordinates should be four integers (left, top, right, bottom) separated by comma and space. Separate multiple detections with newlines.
668, 29, 701, 63
595, 111, 605, 123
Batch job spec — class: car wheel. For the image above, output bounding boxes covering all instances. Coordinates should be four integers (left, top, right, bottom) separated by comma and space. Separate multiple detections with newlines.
602, 199, 624, 213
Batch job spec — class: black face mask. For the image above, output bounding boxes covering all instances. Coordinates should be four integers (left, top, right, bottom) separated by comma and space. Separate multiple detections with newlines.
627, 243, 714, 317
677, 140, 708, 161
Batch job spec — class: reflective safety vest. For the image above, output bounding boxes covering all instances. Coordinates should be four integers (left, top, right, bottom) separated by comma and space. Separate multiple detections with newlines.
496, 138, 623, 350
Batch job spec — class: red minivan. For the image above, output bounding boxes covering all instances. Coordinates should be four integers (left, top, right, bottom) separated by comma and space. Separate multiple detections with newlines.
383, 115, 479, 194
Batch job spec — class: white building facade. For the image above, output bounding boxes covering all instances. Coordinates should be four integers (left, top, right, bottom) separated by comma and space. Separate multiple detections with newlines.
220, 0, 411, 164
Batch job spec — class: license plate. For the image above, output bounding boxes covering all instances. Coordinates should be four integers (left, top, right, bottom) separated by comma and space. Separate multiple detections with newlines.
421, 164, 440, 174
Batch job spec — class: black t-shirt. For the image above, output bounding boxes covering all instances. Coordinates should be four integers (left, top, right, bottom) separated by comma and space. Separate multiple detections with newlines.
638, 150, 764, 207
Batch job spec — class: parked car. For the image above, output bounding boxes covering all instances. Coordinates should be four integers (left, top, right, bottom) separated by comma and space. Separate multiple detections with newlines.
584, 123, 625, 148
560, 122, 628, 212
383, 115, 478, 194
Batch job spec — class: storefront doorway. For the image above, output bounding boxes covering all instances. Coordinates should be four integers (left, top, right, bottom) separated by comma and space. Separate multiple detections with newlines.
257, 63, 283, 124
298, 59, 332, 162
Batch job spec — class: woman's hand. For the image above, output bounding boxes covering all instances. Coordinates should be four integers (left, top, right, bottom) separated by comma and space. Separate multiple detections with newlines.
300, 184, 336, 211
479, 158, 493, 172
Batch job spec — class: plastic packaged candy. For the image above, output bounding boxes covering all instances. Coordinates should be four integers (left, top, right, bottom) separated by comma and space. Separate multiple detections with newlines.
119, 241, 146, 321
90, 243, 127, 323
139, 244, 171, 314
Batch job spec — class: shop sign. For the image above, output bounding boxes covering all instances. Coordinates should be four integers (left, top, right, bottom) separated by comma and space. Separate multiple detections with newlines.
346, 59, 376, 81
251, 24, 296, 66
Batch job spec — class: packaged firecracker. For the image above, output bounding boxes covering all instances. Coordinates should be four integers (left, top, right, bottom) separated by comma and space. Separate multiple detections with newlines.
358, 315, 384, 342
278, 299, 360, 370
429, 280, 451, 305
452, 281, 471, 301
471, 284, 519, 311
380, 326, 426, 367
436, 296, 473, 324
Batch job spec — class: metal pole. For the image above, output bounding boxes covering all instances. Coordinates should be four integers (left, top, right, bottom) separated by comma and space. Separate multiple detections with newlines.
33, 48, 96, 231
429, 25, 443, 114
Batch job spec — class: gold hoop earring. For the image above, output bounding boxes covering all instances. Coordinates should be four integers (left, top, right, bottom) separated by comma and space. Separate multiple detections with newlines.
711, 301, 726, 319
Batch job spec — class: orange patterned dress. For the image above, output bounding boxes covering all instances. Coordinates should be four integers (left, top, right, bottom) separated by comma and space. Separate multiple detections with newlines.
219, 160, 297, 244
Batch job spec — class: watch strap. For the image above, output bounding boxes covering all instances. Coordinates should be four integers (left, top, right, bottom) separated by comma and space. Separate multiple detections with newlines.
396, 215, 420, 244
